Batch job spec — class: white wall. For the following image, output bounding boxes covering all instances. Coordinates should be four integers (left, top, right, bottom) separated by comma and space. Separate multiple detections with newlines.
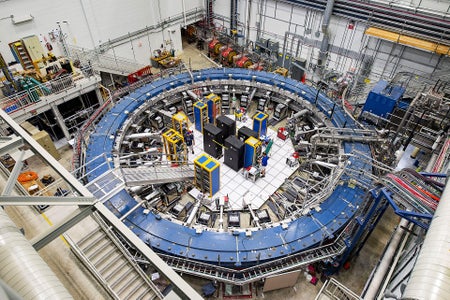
0, 0, 90, 62
0, 0, 204, 65
215, 0, 449, 82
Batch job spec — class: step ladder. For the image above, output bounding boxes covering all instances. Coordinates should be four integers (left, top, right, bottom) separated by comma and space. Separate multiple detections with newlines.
11, 41, 34, 70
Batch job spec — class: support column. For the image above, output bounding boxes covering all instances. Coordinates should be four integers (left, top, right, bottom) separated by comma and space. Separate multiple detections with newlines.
95, 86, 104, 105
50, 104, 71, 140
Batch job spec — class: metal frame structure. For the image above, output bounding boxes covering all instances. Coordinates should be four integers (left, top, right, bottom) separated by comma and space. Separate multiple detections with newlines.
0, 109, 202, 299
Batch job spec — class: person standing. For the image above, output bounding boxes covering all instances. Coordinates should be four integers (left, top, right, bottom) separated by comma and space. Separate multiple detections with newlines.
260, 152, 269, 177
185, 130, 195, 154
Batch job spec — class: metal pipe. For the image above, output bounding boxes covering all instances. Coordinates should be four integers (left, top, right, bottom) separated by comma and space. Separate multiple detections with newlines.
0, 208, 73, 299
279, 0, 450, 45
230, 0, 238, 31
377, 221, 413, 300
362, 218, 409, 300
125, 132, 161, 140
99, 8, 205, 50
219, 202, 224, 230
182, 0, 187, 28
318, 0, 335, 70
289, 108, 310, 120
403, 178, 450, 299
391, 90, 422, 144
119, 200, 145, 221
185, 200, 201, 226
311, 133, 384, 143
187, 90, 200, 100
182, 62, 194, 83
246, 0, 252, 45
78, 0, 96, 48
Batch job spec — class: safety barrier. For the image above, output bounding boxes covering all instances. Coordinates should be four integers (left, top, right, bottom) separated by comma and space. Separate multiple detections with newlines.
0, 66, 94, 114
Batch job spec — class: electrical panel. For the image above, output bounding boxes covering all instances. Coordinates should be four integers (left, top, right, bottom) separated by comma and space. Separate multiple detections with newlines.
244, 136, 262, 168
194, 101, 208, 133
205, 93, 222, 124
172, 111, 189, 139
162, 129, 186, 163
252, 112, 268, 137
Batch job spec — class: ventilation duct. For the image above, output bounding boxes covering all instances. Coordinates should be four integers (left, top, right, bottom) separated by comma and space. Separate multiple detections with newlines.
0, 208, 73, 299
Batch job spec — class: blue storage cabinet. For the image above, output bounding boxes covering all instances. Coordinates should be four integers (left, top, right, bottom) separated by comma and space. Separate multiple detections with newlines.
361, 80, 406, 118
244, 136, 262, 168
205, 93, 221, 124
253, 112, 268, 137
204, 159, 220, 197
194, 101, 208, 132
194, 154, 220, 197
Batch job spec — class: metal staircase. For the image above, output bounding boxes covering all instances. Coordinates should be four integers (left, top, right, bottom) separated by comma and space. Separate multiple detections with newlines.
121, 164, 195, 186
158, 236, 347, 285
67, 45, 146, 75
70, 222, 162, 299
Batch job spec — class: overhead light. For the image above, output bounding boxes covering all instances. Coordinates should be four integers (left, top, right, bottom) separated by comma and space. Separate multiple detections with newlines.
11, 14, 34, 25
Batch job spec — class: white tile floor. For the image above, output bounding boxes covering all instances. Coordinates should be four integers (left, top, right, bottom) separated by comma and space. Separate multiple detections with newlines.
188, 114, 299, 210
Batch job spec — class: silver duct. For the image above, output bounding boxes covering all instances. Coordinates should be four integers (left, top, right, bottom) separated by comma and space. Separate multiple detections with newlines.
0, 208, 73, 300
402, 177, 450, 299
318, 0, 335, 70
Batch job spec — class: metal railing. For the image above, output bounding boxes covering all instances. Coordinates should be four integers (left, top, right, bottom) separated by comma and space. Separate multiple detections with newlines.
64, 234, 122, 300
71, 64, 188, 173
67, 45, 146, 75
0, 66, 95, 115
314, 277, 362, 300
120, 160, 195, 186
154, 224, 350, 285
98, 8, 205, 50
65, 213, 164, 299
71, 87, 113, 171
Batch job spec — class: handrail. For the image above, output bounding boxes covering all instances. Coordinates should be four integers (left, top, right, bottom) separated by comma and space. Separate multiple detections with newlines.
67, 45, 145, 75
0, 66, 96, 115
64, 234, 121, 300
72, 64, 186, 173
71, 90, 112, 171
92, 212, 164, 299
155, 221, 352, 285
315, 278, 362, 300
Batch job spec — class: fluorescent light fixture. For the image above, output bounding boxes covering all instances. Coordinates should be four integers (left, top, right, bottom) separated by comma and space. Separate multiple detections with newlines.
11, 14, 34, 25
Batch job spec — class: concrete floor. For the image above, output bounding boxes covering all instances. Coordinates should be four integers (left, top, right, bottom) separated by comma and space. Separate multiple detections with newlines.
3, 38, 402, 300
